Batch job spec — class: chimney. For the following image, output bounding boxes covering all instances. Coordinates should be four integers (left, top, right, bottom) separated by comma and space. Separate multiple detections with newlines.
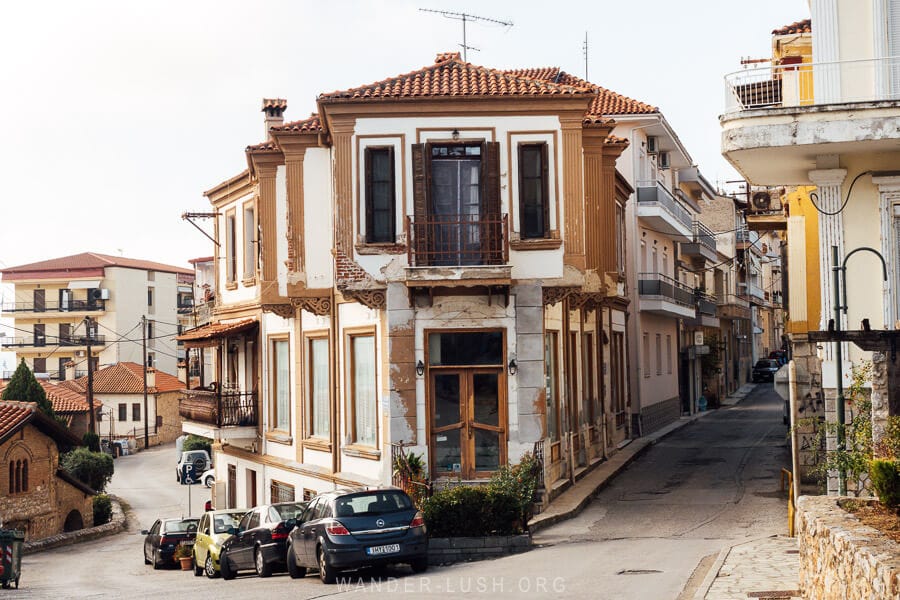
262, 98, 287, 138
177, 361, 187, 385
146, 367, 157, 389
64, 360, 75, 382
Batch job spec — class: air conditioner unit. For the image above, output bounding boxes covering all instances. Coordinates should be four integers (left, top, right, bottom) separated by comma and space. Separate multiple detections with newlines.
749, 190, 782, 214
657, 151, 670, 169
646, 136, 658, 154
75, 350, 86, 357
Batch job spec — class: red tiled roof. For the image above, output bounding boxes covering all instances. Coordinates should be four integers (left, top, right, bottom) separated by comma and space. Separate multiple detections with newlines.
0, 381, 99, 413
1, 252, 193, 278
71, 362, 184, 395
270, 114, 323, 133
176, 318, 257, 346
246, 140, 279, 152
773, 19, 811, 35
0, 401, 35, 441
318, 52, 596, 102
262, 98, 287, 111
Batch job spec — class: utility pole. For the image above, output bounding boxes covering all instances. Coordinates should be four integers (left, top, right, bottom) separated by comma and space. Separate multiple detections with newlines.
418, 8, 512, 62
142, 315, 149, 451
85, 317, 96, 436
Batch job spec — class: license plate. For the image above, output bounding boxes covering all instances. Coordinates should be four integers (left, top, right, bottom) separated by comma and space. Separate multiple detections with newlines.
182, 541, 194, 546
366, 544, 400, 556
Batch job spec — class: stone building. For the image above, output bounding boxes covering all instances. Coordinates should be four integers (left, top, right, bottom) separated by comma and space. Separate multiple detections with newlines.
0, 401, 94, 540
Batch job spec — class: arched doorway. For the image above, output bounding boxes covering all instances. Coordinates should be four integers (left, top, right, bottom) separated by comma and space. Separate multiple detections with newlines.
63, 509, 83, 532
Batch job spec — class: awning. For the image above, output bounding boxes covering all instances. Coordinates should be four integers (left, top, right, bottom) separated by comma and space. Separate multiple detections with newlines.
176, 318, 258, 348
68, 280, 101, 290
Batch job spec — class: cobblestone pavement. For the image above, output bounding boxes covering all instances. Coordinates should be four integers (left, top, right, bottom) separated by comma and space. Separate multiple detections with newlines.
702, 535, 800, 599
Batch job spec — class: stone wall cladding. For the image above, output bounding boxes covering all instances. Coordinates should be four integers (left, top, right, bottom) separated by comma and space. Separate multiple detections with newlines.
155, 390, 183, 445
640, 396, 680, 435
427, 534, 532, 565
24, 495, 125, 554
798, 495, 900, 600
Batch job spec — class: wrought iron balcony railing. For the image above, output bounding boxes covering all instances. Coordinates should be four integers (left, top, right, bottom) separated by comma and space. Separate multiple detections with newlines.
1, 300, 106, 313
3, 335, 106, 347
693, 222, 717, 252
635, 181, 693, 231
637, 273, 695, 308
407, 213, 508, 267
179, 386, 258, 428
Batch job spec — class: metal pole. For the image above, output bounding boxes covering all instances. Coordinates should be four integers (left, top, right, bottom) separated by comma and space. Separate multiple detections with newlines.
831, 245, 846, 495
85, 317, 96, 436
789, 361, 800, 520
142, 316, 149, 451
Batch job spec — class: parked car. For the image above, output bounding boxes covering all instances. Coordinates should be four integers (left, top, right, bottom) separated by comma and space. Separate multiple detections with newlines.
769, 350, 788, 366
201, 468, 215, 488
176, 450, 212, 484
752, 359, 781, 382
286, 488, 428, 584
219, 502, 308, 579
191, 509, 246, 578
142, 517, 199, 570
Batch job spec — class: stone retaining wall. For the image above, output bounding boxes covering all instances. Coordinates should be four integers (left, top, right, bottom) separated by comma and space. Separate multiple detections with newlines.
23, 496, 125, 554
798, 495, 900, 600
428, 534, 531, 565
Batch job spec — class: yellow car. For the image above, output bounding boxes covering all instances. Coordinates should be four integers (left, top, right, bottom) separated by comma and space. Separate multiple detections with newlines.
192, 509, 246, 578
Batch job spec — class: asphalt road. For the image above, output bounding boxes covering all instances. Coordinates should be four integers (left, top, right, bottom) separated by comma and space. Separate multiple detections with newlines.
11, 384, 789, 599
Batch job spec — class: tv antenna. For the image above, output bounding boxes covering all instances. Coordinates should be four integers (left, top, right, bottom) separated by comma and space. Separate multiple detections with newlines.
419, 8, 513, 62
583, 31, 589, 81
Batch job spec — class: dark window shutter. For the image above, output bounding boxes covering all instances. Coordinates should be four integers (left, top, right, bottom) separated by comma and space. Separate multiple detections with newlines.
411, 143, 428, 259
364, 147, 374, 241
540, 142, 550, 237
518, 142, 549, 239
483, 141, 501, 216
365, 146, 396, 243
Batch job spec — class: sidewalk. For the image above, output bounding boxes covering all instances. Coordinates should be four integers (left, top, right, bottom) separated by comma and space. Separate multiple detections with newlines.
699, 536, 800, 600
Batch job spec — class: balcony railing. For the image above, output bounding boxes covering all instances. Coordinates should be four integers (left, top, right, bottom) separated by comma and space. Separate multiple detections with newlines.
179, 386, 258, 428
3, 334, 106, 347
635, 181, 693, 231
407, 213, 508, 267
694, 222, 716, 253
697, 292, 718, 316
724, 56, 900, 114
637, 273, 695, 308
1, 300, 106, 313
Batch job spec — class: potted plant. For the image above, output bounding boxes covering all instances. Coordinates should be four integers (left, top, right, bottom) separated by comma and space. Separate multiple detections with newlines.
173, 543, 193, 571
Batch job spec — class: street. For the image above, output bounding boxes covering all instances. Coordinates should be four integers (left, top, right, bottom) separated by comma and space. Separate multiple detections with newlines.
10, 384, 789, 599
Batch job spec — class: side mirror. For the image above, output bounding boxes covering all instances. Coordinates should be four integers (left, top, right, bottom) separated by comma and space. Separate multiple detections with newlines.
140, 530, 149, 535
228, 526, 238, 536
285, 518, 297, 530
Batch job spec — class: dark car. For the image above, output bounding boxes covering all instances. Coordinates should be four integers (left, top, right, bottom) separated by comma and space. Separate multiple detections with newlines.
219, 502, 308, 579
286, 489, 428, 584
769, 350, 788, 366
142, 517, 199, 569
752, 359, 781, 382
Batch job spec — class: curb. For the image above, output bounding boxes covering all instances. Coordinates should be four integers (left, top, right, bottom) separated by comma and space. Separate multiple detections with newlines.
23, 495, 126, 554
691, 534, 788, 600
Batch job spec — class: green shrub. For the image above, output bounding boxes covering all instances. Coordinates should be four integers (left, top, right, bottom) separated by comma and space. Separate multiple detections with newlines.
82, 431, 100, 452
422, 485, 526, 537
488, 452, 539, 527
62, 447, 114, 492
869, 459, 900, 508
93, 494, 112, 525
182, 434, 212, 456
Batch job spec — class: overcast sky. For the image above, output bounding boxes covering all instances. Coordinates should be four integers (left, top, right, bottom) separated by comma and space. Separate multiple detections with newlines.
0, 0, 808, 271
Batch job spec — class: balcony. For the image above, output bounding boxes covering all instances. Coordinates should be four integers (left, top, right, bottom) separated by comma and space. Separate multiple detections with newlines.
717, 293, 751, 321
3, 334, 106, 349
179, 386, 258, 439
1, 299, 106, 316
405, 214, 512, 286
721, 56, 900, 184
637, 273, 697, 319
680, 221, 718, 262
738, 282, 766, 304
688, 291, 720, 328
635, 181, 693, 241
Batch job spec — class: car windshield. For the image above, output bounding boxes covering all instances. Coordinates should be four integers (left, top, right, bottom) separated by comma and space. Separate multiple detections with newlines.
272, 503, 307, 520
755, 360, 777, 368
334, 491, 412, 517
164, 518, 199, 533
213, 512, 243, 533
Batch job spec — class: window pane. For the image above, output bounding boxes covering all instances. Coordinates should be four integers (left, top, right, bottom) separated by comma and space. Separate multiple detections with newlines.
545, 333, 558, 441
243, 206, 255, 278
472, 373, 499, 427
433, 374, 461, 428
433, 431, 461, 474
520, 145, 546, 239
352, 336, 376, 446
474, 429, 500, 471
368, 148, 394, 243
274, 340, 290, 431
428, 332, 502, 365
311, 338, 329, 437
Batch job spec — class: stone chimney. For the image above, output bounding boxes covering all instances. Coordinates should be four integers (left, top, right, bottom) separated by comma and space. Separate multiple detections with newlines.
146, 367, 157, 389
262, 98, 287, 138
177, 361, 187, 385
64, 360, 75, 382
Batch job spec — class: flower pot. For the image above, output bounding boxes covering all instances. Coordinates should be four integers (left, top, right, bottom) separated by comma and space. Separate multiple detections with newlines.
178, 556, 193, 571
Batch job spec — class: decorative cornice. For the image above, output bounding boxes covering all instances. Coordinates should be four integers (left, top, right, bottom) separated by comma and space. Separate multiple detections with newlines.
542, 286, 580, 306
340, 288, 387, 310
808, 168, 847, 187
292, 296, 332, 316
261, 303, 295, 319
872, 174, 900, 193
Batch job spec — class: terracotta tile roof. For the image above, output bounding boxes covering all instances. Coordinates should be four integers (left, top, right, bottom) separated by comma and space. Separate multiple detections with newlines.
70, 362, 184, 395
246, 140, 279, 152
262, 98, 287, 111
0, 401, 35, 442
318, 52, 595, 102
270, 113, 323, 133
176, 318, 257, 346
1, 252, 193, 277
0, 381, 99, 412
773, 19, 811, 35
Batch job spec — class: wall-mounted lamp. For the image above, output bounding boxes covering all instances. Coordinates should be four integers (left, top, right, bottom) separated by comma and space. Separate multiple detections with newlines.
451, 129, 460, 140
508, 358, 518, 376
416, 360, 425, 377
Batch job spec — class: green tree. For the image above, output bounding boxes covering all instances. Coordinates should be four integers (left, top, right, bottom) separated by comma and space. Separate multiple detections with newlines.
182, 434, 212, 456
61, 447, 114, 493
1, 358, 58, 422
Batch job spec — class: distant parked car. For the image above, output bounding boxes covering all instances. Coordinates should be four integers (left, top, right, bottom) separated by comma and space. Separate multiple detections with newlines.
286, 488, 428, 584
176, 450, 211, 484
219, 501, 308, 579
191, 509, 246, 578
201, 468, 215, 488
142, 517, 199, 569
752, 359, 780, 382
769, 350, 788, 366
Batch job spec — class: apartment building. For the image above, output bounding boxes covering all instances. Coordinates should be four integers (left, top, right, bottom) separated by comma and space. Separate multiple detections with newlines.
0, 253, 194, 379
179, 52, 644, 507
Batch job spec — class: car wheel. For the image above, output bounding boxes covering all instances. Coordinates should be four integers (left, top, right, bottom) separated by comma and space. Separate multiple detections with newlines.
220, 551, 236, 580
193, 551, 203, 576
286, 545, 306, 579
410, 557, 428, 574
204, 554, 218, 579
204, 475, 213, 488
318, 546, 336, 584
143, 547, 151, 565
152, 549, 161, 570
255, 547, 273, 578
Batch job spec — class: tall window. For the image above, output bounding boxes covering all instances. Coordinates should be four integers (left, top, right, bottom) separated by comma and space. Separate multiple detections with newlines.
147, 287, 154, 314
666, 335, 673, 374
243, 203, 256, 279
583, 332, 595, 426
544, 331, 559, 441
146, 320, 155, 349
33, 357, 46, 374
611, 332, 626, 415
225, 210, 237, 284
642, 333, 650, 378
9, 459, 27, 494
308, 337, 330, 438
119, 403, 127, 422
364, 147, 395, 243
132, 402, 141, 422
349, 334, 376, 446
655, 334, 662, 376
34, 323, 45, 347
270, 480, 295, 503
518, 143, 549, 238
271, 338, 290, 432
615, 203, 626, 273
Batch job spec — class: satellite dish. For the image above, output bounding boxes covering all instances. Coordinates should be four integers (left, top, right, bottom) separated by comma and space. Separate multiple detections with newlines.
751, 191, 772, 211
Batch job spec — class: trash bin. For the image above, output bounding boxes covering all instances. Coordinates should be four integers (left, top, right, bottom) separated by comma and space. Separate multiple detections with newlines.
0, 529, 24, 589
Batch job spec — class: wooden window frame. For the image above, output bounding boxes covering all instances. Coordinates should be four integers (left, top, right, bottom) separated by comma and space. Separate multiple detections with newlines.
132, 402, 141, 422
517, 142, 550, 239
344, 328, 379, 454
655, 334, 662, 376
270, 480, 295, 503
364, 146, 396, 244
611, 331, 626, 417
242, 199, 257, 284
583, 332, 596, 426
269, 335, 291, 438
642, 332, 650, 378
544, 330, 560, 442
666, 334, 673, 374
304, 331, 331, 449
225, 208, 237, 289
118, 403, 127, 422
